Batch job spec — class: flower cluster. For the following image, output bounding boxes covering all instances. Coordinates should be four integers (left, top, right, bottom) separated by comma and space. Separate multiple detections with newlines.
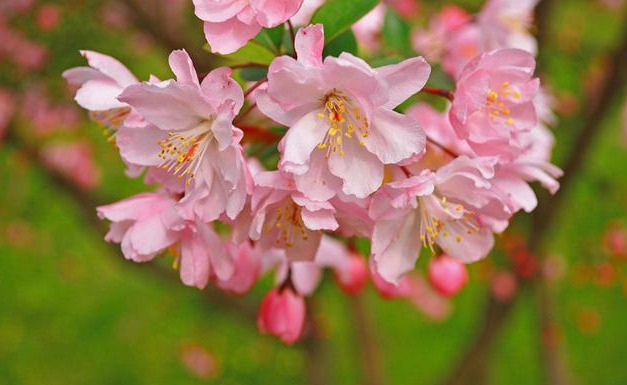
64, 0, 561, 344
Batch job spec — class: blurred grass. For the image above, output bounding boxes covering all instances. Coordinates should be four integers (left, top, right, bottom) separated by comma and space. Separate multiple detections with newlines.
1, 0, 627, 384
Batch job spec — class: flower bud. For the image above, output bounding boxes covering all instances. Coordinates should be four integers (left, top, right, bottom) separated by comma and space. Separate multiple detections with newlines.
428, 255, 468, 297
335, 254, 368, 295
257, 288, 306, 345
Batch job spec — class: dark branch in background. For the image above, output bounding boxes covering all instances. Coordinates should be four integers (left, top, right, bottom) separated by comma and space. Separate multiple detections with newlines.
441, 10, 627, 385
121, 0, 214, 70
348, 295, 386, 385
302, 298, 332, 385
4, 126, 257, 322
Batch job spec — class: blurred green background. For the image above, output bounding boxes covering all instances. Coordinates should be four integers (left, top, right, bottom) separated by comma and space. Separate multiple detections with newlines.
1, 0, 627, 384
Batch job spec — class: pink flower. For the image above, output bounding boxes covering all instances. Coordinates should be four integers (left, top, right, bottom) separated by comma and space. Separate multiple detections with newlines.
215, 242, 263, 294
478, 0, 539, 55
427, 255, 469, 297
41, 141, 102, 190
97, 191, 235, 288
412, 5, 471, 62
290, 0, 324, 25
257, 24, 431, 199
370, 156, 510, 283
441, 23, 482, 79
257, 288, 306, 344
405, 274, 452, 321
193, 0, 304, 54
449, 49, 540, 162
352, 3, 385, 53
36, 4, 61, 32
63, 50, 142, 128
249, 170, 338, 261
117, 49, 251, 221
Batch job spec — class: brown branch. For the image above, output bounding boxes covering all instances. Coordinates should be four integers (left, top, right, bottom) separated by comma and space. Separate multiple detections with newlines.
4, 126, 257, 322
121, 0, 214, 70
302, 298, 331, 385
441, 15, 627, 385
348, 294, 386, 385
421, 86, 455, 101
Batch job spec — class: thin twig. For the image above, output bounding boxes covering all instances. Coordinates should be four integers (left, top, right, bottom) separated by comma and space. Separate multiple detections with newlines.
230, 62, 270, 70
244, 78, 268, 98
421, 86, 455, 101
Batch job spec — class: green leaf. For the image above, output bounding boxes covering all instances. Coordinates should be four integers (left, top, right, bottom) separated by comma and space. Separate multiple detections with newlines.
323, 30, 358, 57
382, 9, 411, 55
239, 67, 268, 81
311, 0, 378, 44
254, 25, 284, 53
207, 41, 275, 66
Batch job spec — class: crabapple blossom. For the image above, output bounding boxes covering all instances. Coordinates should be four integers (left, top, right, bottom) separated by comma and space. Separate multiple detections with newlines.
62, 50, 143, 128
117, 49, 251, 221
478, 0, 539, 55
97, 191, 234, 288
193, 0, 304, 54
449, 48, 540, 162
257, 24, 430, 199
370, 156, 508, 283
249, 170, 338, 261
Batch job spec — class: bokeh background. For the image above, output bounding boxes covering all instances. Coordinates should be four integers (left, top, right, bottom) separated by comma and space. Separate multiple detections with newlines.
1, 0, 627, 384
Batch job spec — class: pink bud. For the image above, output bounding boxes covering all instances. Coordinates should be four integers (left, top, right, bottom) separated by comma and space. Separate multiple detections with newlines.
335, 255, 368, 295
257, 288, 306, 345
428, 255, 468, 297
371, 270, 412, 299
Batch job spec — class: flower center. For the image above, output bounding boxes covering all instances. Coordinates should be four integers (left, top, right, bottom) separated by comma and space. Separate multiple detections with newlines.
418, 195, 478, 252
157, 120, 214, 186
316, 91, 369, 158
485, 81, 521, 127
266, 202, 308, 248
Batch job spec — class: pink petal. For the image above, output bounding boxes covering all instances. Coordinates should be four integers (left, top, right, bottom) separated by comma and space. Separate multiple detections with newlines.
80, 50, 137, 87
328, 136, 384, 198
193, 0, 248, 23
279, 111, 328, 171
118, 81, 213, 131
251, 0, 304, 27
294, 23, 324, 67
376, 56, 431, 109
168, 49, 199, 87
365, 108, 426, 164
202, 18, 262, 54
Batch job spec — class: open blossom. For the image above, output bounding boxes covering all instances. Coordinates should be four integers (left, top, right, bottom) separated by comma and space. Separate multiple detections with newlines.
258, 24, 430, 199
97, 191, 234, 288
257, 287, 306, 344
62, 50, 143, 128
478, 0, 539, 55
193, 0, 304, 54
370, 156, 510, 283
449, 48, 540, 162
117, 49, 251, 221
249, 170, 338, 261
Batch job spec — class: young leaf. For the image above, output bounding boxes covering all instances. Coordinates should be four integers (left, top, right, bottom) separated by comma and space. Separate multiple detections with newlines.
255, 25, 284, 53
311, 0, 378, 44
323, 30, 358, 57
207, 41, 275, 66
